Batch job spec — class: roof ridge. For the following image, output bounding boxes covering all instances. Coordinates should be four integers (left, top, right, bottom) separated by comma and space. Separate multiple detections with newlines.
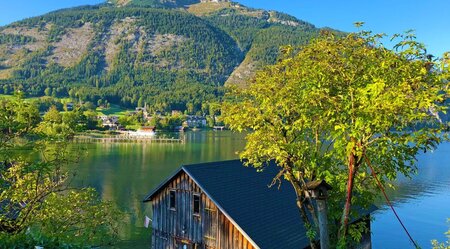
143, 159, 242, 202
182, 158, 241, 168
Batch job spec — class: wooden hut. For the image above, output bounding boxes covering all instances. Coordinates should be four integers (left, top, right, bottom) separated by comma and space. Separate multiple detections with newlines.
143, 160, 375, 249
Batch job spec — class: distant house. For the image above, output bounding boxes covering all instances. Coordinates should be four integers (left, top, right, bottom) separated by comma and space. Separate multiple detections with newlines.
99, 115, 119, 129
143, 160, 375, 249
139, 126, 156, 133
126, 126, 156, 137
185, 115, 207, 128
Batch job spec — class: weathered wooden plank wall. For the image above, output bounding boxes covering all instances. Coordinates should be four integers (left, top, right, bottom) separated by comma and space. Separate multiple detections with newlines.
151, 172, 256, 249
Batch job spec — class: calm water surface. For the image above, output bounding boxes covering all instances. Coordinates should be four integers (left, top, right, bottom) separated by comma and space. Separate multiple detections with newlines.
73, 131, 247, 248
372, 142, 450, 248
73, 131, 450, 248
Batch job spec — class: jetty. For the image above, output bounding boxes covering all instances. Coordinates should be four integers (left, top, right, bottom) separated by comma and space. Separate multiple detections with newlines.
74, 135, 185, 143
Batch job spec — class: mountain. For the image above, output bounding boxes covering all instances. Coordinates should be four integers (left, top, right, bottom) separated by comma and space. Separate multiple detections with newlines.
111, 0, 229, 8
0, 1, 326, 112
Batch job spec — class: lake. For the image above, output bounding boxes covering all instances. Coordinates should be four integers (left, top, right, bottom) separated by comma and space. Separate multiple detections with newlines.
72, 130, 450, 248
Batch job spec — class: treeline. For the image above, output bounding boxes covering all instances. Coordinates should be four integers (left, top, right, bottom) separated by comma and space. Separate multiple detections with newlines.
247, 25, 319, 65
205, 8, 270, 52
205, 8, 320, 66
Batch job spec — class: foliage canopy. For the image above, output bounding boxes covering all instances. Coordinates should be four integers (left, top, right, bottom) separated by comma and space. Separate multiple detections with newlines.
0, 96, 122, 248
223, 30, 449, 247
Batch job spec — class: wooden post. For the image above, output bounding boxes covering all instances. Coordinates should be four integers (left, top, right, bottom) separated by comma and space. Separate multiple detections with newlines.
317, 198, 329, 249
306, 180, 332, 249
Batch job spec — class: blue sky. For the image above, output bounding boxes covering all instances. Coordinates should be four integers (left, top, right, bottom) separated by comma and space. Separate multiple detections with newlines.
1, 0, 449, 56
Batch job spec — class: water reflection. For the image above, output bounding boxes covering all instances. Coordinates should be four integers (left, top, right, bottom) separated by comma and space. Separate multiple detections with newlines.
372, 142, 450, 249
72, 131, 247, 248
71, 131, 449, 248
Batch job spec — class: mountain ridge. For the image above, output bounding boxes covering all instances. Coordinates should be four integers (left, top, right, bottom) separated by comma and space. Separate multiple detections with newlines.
110, 0, 229, 8
0, 2, 328, 112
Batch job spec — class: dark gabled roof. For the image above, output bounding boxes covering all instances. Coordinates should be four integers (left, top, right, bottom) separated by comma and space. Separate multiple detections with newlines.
143, 160, 376, 249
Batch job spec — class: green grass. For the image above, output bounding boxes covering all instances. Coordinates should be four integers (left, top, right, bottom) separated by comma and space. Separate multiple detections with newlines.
59, 97, 72, 103
0, 94, 15, 99
1, 95, 132, 116
96, 104, 132, 117
125, 124, 141, 131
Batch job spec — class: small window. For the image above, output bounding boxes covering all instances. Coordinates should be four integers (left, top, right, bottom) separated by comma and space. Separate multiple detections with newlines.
193, 194, 200, 215
169, 190, 176, 210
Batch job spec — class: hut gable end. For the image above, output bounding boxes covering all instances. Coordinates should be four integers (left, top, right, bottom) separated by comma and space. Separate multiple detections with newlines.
150, 170, 256, 249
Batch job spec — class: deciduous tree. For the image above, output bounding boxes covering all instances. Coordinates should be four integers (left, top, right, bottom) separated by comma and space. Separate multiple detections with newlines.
0, 96, 121, 247
223, 30, 449, 247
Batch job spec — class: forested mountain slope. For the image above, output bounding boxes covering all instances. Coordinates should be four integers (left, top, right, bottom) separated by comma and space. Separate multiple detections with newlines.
0, 1, 325, 111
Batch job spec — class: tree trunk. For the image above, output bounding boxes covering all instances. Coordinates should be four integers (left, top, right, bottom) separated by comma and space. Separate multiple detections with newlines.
296, 197, 319, 249
339, 152, 358, 242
